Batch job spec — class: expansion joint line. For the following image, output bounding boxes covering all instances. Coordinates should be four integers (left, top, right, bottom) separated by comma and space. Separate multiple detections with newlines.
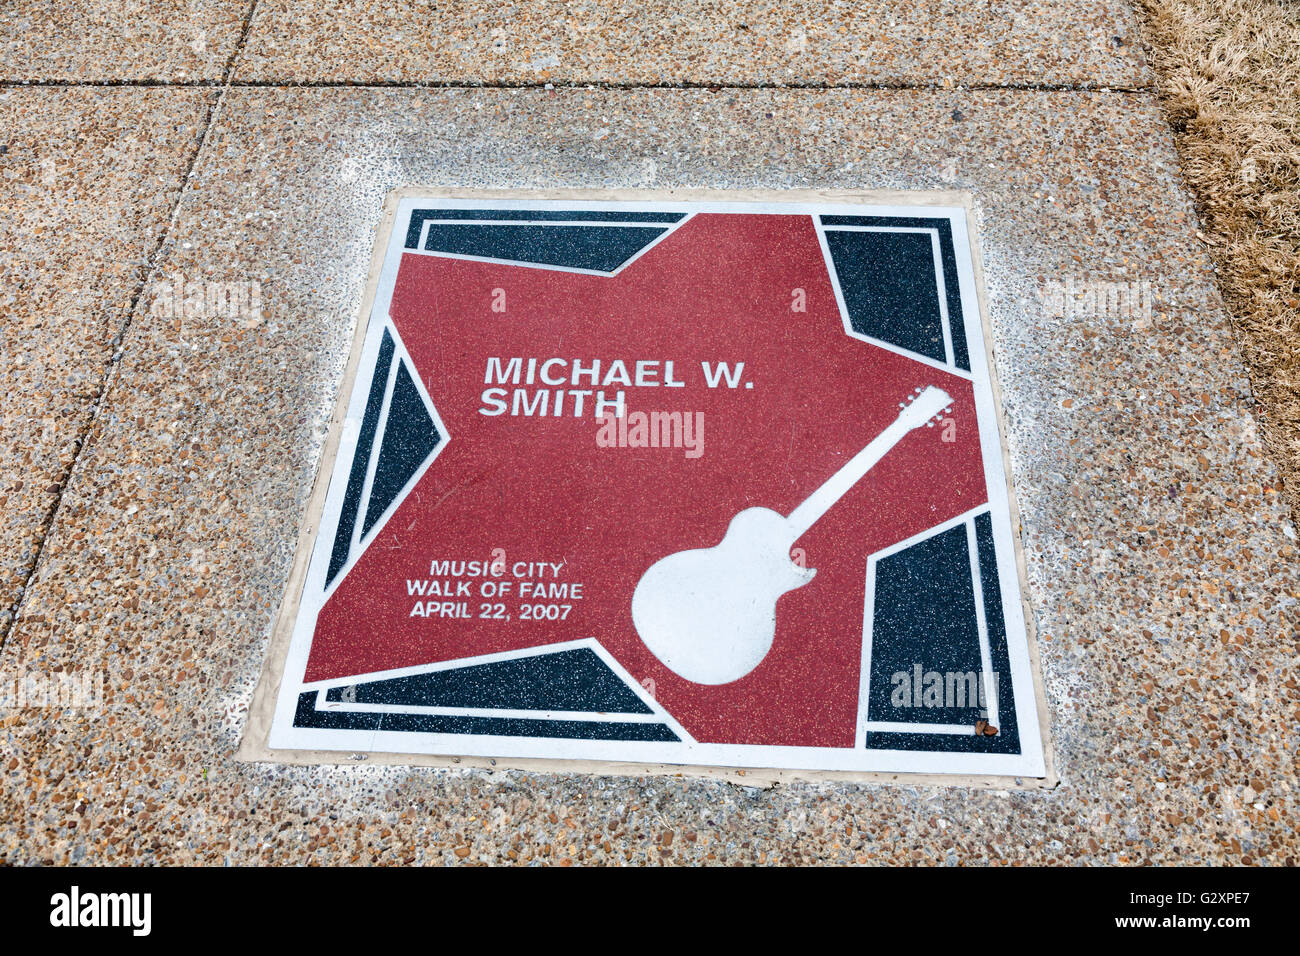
0, 2, 261, 649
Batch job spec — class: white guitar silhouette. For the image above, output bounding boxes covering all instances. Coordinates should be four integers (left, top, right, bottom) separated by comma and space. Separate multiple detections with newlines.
631, 385, 954, 685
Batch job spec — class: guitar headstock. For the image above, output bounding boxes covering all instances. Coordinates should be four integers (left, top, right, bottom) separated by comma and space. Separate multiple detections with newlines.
897, 385, 954, 430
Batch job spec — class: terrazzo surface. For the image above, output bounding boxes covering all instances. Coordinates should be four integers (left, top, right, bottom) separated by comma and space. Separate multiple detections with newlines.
0, 86, 1295, 865
0, 87, 211, 639
235, 0, 1150, 87
0, 2, 250, 82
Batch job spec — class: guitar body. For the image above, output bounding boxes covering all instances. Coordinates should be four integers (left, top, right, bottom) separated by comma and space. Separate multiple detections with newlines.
631, 385, 951, 686
631, 507, 817, 685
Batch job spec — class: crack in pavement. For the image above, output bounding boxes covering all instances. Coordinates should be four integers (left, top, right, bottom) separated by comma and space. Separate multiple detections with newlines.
0, 79, 1156, 93
0, 1, 262, 650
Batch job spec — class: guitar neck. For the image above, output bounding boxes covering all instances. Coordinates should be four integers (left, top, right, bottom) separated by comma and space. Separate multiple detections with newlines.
785, 416, 914, 538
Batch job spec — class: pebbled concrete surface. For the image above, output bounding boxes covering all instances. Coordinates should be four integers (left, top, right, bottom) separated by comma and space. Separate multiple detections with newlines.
0, 86, 1294, 865
0, 87, 212, 637
0, 1, 251, 82
233, 0, 1152, 88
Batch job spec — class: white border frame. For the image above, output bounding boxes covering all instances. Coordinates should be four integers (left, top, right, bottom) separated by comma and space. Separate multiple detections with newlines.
242, 189, 1053, 787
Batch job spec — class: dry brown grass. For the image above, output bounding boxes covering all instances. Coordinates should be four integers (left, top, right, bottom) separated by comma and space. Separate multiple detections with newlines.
1134, 0, 1300, 522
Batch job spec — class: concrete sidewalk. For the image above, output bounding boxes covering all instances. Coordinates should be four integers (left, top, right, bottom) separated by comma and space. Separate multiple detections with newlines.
1, 3, 1295, 864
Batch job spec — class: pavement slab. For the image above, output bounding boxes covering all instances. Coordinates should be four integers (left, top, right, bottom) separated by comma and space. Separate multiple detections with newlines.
235, 0, 1152, 88
0, 87, 212, 636
1, 87, 1295, 864
0, 2, 250, 82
